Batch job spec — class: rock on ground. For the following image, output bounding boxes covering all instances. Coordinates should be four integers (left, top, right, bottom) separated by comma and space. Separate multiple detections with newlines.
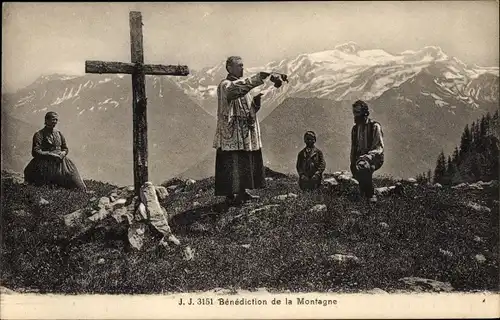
332, 171, 352, 179
379, 222, 389, 230
375, 187, 391, 196
249, 205, 280, 215
466, 202, 491, 213
155, 186, 169, 200
475, 254, 486, 263
13, 209, 30, 218
329, 254, 361, 264
98, 197, 111, 209
2, 170, 25, 185
62, 181, 186, 255
439, 249, 453, 257
367, 288, 389, 294
166, 185, 179, 192
467, 183, 484, 190
309, 204, 327, 213
183, 246, 195, 261
273, 193, 298, 201
399, 277, 454, 292
140, 182, 177, 244
0, 286, 16, 294
323, 177, 338, 186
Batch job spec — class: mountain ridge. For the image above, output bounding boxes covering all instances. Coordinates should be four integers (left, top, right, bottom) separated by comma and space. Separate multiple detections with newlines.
2, 43, 498, 182
171, 43, 498, 118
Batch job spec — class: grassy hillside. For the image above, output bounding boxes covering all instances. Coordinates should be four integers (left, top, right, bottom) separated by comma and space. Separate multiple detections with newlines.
1, 171, 498, 294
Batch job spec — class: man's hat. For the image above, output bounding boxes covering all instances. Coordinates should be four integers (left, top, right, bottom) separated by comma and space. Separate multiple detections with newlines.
352, 100, 369, 116
44, 111, 58, 120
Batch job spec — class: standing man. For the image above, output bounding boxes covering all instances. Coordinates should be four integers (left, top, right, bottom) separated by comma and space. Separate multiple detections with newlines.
213, 56, 270, 204
350, 100, 385, 203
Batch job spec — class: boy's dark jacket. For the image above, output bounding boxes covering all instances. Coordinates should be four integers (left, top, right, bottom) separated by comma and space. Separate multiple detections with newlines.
296, 146, 326, 178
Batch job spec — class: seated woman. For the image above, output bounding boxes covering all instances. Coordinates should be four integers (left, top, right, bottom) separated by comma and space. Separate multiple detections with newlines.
24, 111, 87, 191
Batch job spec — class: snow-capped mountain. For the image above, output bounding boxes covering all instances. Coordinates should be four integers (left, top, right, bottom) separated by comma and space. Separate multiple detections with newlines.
2, 42, 498, 181
172, 42, 498, 118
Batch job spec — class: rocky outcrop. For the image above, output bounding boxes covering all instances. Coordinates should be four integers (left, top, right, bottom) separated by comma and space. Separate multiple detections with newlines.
63, 181, 192, 258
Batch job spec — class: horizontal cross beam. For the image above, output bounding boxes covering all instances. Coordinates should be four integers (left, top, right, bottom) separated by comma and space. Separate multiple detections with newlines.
85, 60, 190, 76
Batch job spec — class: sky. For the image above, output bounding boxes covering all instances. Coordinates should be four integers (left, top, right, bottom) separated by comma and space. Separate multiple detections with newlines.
2, 1, 499, 93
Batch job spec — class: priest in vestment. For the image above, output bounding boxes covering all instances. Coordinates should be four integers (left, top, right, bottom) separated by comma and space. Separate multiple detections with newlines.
213, 56, 271, 203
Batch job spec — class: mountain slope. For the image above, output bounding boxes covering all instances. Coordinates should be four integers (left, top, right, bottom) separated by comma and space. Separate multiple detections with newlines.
2, 74, 216, 185
175, 59, 499, 180
2, 170, 498, 293
260, 98, 353, 176
2, 42, 498, 181
259, 71, 497, 180
1, 110, 38, 173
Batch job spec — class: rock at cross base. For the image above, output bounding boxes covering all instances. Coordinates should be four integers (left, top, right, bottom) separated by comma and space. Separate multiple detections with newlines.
88, 208, 110, 222
166, 185, 179, 193
98, 197, 111, 209
155, 186, 169, 200
140, 182, 178, 246
62, 182, 190, 255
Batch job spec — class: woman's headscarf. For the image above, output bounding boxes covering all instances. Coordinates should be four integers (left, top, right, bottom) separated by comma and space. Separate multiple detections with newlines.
44, 111, 58, 120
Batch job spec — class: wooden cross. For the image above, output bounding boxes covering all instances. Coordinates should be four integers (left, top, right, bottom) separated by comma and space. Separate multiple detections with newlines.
85, 11, 189, 195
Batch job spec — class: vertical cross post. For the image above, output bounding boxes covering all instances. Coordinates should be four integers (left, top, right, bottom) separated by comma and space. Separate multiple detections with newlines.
130, 11, 148, 194
85, 11, 190, 197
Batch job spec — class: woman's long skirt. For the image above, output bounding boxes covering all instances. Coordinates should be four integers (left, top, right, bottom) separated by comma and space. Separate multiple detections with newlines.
24, 156, 87, 190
